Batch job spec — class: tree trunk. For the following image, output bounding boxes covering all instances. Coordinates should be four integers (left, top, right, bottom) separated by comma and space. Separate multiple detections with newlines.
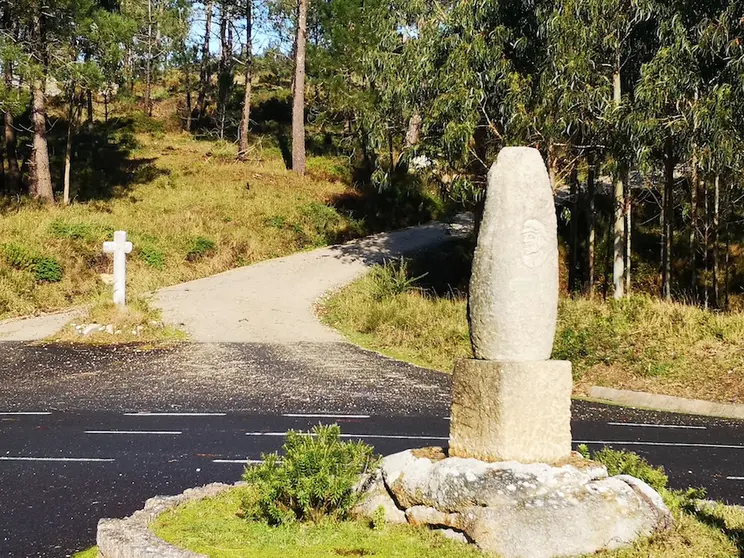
569, 164, 579, 292
712, 174, 720, 308
104, 92, 109, 123
86, 89, 93, 127
4, 62, 20, 193
30, 6, 54, 203
185, 64, 192, 132
146, 0, 153, 117
703, 178, 710, 309
238, 0, 253, 159
613, 173, 625, 299
63, 93, 75, 205
405, 111, 422, 149
217, 2, 233, 141
661, 142, 674, 300
291, 0, 308, 175
612, 48, 624, 299
624, 170, 631, 295
690, 157, 699, 298
586, 151, 596, 296
197, 0, 213, 119
724, 184, 731, 311
0, 131, 5, 193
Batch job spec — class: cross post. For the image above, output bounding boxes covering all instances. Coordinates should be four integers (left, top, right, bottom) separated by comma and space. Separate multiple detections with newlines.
103, 231, 133, 307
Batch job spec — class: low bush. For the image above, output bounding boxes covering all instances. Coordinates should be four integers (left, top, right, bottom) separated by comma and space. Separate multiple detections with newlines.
138, 245, 166, 269
2, 244, 37, 271
186, 237, 216, 262
241, 424, 377, 525
33, 257, 64, 283
369, 258, 426, 301
2, 244, 64, 283
577, 445, 668, 492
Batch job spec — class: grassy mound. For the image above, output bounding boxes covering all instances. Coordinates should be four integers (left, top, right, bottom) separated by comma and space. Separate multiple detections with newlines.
0, 131, 362, 321
152, 486, 483, 558
320, 242, 744, 404
149, 483, 744, 558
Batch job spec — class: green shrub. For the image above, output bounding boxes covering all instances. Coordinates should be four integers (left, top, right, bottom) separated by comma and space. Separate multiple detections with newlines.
264, 215, 286, 229
186, 237, 216, 261
586, 447, 669, 492
1, 244, 63, 282
369, 258, 427, 301
33, 257, 63, 283
2, 244, 37, 271
48, 219, 114, 243
241, 424, 378, 525
139, 246, 166, 269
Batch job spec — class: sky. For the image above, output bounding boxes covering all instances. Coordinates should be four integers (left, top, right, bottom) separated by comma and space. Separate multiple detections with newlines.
188, 1, 286, 56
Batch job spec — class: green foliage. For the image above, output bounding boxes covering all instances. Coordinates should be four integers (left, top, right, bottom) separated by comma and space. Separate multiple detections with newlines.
34, 257, 64, 283
241, 424, 378, 525
1, 244, 63, 283
138, 246, 166, 270
48, 220, 113, 243
369, 258, 427, 301
371, 506, 387, 531
186, 237, 216, 262
2, 244, 37, 272
589, 447, 669, 492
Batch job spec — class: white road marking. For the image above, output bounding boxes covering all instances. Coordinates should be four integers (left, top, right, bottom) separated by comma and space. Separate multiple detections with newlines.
0, 412, 52, 415
607, 422, 706, 430
576, 440, 744, 450
85, 430, 182, 435
727, 476, 744, 480
245, 432, 447, 441
123, 412, 227, 417
282, 413, 370, 419
0, 456, 114, 462
213, 459, 265, 464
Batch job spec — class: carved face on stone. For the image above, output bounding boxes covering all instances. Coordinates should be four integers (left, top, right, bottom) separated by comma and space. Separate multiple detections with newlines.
521, 219, 548, 268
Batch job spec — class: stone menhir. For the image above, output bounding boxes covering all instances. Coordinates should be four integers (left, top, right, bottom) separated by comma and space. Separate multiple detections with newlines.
450, 147, 572, 463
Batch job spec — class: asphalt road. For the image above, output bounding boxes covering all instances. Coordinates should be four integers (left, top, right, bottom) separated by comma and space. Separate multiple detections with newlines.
2, 342, 744, 557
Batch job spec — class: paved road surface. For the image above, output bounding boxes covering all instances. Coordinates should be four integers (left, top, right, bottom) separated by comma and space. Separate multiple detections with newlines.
1, 342, 744, 556
1, 221, 743, 556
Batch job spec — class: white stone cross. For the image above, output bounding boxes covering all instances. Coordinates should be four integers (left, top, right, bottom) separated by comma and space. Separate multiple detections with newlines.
103, 231, 133, 307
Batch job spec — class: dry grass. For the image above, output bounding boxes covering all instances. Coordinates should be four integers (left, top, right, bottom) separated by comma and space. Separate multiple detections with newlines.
0, 131, 360, 320
321, 258, 744, 404
48, 296, 186, 346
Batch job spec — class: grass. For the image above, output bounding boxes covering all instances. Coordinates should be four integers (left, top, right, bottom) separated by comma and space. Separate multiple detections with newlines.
150, 483, 744, 558
319, 242, 744, 404
47, 296, 187, 346
70, 547, 98, 558
152, 485, 484, 558
0, 129, 364, 321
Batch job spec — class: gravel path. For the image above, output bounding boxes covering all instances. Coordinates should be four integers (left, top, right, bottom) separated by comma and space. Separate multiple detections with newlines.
154, 217, 471, 342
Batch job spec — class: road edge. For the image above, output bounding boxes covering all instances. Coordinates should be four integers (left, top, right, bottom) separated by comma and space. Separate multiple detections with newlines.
588, 386, 744, 421
96, 482, 235, 558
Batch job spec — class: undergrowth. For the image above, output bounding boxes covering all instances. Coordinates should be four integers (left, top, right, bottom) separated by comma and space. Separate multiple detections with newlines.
320, 243, 744, 403
0, 129, 368, 320
241, 424, 377, 525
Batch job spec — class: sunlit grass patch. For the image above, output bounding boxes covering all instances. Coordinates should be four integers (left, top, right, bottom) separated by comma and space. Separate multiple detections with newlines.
320, 248, 744, 404
153, 485, 484, 558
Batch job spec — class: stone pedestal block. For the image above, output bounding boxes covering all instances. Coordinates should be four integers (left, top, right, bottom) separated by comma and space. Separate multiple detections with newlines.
449, 359, 572, 463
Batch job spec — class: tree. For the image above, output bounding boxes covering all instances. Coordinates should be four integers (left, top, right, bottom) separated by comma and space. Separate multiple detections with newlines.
238, 0, 253, 159
196, 0, 214, 119
291, 0, 307, 174
29, 0, 54, 202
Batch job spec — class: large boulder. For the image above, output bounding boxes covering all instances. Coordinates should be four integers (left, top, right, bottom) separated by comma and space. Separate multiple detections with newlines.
355, 448, 672, 558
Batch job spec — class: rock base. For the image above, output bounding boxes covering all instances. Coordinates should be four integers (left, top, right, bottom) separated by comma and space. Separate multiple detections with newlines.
353, 448, 672, 558
450, 359, 573, 463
